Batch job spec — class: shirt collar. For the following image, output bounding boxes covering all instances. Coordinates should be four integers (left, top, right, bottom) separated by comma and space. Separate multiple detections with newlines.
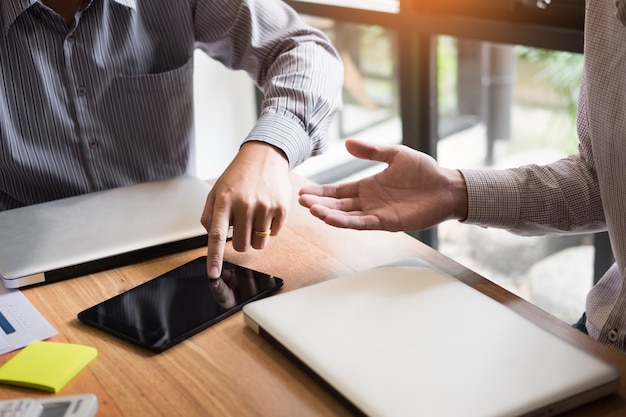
112, 0, 137, 9
2, 0, 137, 34
2, 0, 36, 34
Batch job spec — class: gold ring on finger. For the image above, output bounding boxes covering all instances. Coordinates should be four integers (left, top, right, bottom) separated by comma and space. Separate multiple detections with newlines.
254, 229, 271, 237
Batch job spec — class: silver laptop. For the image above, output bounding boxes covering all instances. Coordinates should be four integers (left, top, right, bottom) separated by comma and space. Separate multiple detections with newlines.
0, 175, 211, 288
243, 258, 620, 417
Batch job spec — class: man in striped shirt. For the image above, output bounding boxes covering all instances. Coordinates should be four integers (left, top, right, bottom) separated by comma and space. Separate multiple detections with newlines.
0, 0, 343, 278
300, 0, 626, 355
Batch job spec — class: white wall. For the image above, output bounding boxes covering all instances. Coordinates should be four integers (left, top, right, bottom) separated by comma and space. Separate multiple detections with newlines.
193, 50, 257, 180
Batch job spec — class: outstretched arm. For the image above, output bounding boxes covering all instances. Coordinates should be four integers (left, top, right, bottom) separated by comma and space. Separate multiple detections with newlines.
298, 139, 468, 232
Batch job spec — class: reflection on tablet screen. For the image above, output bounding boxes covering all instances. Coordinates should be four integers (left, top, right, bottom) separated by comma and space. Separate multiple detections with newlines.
77, 257, 283, 352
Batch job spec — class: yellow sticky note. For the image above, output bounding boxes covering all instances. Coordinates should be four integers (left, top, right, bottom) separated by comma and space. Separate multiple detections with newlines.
0, 341, 97, 392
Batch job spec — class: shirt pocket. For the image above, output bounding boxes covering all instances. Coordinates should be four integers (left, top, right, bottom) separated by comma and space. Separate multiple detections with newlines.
115, 55, 194, 97
104, 56, 195, 176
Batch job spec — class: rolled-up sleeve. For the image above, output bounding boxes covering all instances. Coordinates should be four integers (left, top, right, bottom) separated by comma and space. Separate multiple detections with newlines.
192, 0, 343, 168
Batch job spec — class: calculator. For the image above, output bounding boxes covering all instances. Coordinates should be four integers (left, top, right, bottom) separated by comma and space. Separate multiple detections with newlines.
0, 394, 97, 417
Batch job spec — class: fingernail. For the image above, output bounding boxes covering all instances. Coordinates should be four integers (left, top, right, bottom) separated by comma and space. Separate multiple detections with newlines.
209, 266, 220, 278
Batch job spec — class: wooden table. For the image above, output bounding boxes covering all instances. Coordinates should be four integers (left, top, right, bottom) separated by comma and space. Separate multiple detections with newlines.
2, 174, 626, 416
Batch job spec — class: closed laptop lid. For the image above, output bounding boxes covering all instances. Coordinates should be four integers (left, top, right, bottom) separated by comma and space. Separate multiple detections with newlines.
0, 175, 211, 288
243, 258, 620, 417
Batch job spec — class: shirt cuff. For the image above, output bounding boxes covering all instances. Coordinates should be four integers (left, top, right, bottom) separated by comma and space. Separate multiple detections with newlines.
459, 168, 522, 230
243, 113, 313, 170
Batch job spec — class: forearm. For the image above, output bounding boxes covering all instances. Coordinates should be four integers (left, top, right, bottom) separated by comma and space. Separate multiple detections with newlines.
460, 155, 606, 236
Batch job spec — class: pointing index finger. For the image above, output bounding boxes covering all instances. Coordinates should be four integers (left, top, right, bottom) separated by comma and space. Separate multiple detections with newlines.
205, 203, 231, 279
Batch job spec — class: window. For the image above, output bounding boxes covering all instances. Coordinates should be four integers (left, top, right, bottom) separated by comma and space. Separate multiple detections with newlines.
293, 20, 401, 183
287, 0, 599, 324
436, 38, 588, 323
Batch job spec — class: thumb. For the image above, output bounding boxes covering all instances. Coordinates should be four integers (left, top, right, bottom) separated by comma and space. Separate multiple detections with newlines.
345, 138, 395, 165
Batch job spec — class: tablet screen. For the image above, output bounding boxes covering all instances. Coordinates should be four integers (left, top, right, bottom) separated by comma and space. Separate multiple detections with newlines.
77, 256, 283, 352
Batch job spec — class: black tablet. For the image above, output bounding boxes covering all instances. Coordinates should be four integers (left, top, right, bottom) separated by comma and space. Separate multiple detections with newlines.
77, 256, 283, 352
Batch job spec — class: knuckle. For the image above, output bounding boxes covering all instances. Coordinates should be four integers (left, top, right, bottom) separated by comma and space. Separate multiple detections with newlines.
232, 241, 248, 252
208, 228, 228, 242
200, 214, 211, 228
237, 196, 256, 210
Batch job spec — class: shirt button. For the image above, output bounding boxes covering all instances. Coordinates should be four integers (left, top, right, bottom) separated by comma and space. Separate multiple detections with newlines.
608, 329, 619, 343
89, 139, 98, 149
77, 86, 87, 96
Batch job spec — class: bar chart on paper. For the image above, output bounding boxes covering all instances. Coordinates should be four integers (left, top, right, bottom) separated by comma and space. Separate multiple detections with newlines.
0, 286, 57, 354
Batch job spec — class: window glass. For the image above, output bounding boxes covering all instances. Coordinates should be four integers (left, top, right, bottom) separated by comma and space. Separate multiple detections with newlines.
293, 19, 401, 183
436, 36, 590, 323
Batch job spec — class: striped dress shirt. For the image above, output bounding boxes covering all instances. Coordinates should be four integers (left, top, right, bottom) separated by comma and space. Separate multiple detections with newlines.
0, 0, 342, 210
461, 0, 626, 354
